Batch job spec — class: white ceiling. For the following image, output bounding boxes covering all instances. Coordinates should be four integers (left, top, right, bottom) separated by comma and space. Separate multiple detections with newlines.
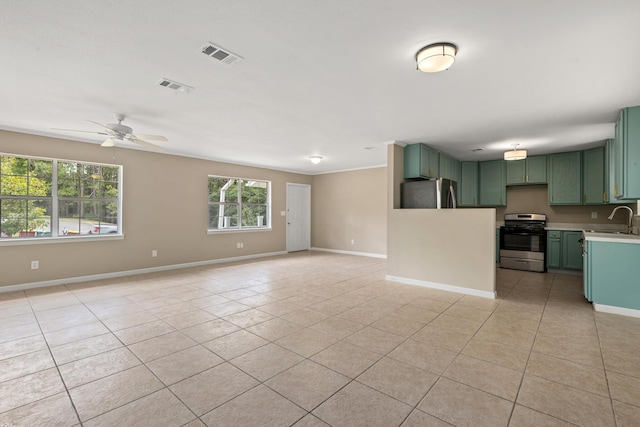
2, 1, 640, 174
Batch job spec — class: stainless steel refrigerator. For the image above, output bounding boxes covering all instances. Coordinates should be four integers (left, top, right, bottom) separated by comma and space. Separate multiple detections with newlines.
401, 178, 457, 209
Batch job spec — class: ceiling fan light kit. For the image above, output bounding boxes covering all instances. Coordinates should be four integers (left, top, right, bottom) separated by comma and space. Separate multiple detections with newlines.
416, 43, 457, 73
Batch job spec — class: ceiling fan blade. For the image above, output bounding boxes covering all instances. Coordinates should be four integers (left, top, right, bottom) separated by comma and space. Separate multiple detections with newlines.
130, 138, 165, 151
87, 120, 116, 135
51, 127, 109, 135
131, 134, 168, 141
101, 138, 117, 147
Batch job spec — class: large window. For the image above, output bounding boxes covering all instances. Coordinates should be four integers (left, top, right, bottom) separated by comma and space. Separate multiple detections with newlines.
208, 176, 270, 231
0, 153, 122, 240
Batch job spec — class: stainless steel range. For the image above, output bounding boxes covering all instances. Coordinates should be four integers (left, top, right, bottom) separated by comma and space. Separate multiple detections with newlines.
499, 213, 547, 272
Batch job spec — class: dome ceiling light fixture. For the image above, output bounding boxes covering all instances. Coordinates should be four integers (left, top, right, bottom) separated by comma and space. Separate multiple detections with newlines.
504, 144, 527, 161
309, 155, 323, 164
416, 42, 457, 73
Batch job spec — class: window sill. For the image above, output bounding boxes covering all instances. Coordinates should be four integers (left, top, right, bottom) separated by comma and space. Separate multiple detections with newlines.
0, 234, 124, 246
207, 228, 272, 235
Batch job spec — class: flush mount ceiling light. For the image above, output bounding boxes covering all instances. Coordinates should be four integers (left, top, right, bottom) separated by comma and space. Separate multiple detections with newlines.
416, 42, 457, 73
309, 156, 323, 164
504, 144, 527, 161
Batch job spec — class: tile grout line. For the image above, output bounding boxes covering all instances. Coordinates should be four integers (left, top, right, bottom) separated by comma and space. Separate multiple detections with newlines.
25, 287, 84, 427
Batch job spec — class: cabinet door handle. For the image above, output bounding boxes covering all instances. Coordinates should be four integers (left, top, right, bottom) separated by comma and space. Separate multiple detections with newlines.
603, 192, 606, 202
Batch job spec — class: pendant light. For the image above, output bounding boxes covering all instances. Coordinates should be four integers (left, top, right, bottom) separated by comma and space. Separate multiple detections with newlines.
416, 43, 457, 73
504, 144, 527, 161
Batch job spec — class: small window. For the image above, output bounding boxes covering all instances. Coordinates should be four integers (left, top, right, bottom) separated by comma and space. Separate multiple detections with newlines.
208, 176, 270, 231
0, 153, 122, 240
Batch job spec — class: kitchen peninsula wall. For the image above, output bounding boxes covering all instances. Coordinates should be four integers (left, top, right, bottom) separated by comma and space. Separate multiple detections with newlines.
387, 144, 496, 297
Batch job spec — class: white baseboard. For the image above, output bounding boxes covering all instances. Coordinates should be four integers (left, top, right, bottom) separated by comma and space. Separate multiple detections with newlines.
386, 275, 497, 299
0, 251, 288, 293
310, 247, 387, 259
593, 303, 640, 318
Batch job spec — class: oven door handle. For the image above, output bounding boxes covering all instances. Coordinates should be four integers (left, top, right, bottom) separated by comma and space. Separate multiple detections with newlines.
506, 232, 542, 236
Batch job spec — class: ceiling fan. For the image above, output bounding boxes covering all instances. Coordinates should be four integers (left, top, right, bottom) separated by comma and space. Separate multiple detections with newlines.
53, 114, 167, 150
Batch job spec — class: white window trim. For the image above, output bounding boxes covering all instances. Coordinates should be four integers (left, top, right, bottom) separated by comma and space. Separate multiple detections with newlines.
0, 152, 123, 246
207, 175, 271, 233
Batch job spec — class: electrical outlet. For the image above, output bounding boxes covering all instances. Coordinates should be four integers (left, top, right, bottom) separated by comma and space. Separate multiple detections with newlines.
280, 211, 286, 216
151, 250, 158, 257
591, 212, 598, 219
351, 239, 355, 245
31, 260, 39, 270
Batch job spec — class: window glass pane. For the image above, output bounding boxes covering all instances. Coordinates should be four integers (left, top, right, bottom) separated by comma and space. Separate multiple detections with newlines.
101, 180, 119, 198
28, 159, 52, 196
28, 199, 51, 236
242, 204, 267, 227
0, 199, 49, 237
1, 199, 26, 237
59, 200, 83, 235
1, 175, 28, 195
209, 178, 238, 203
209, 203, 238, 229
58, 162, 79, 197
242, 180, 268, 204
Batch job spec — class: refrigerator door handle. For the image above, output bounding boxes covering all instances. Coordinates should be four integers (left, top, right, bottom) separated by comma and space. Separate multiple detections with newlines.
450, 184, 457, 209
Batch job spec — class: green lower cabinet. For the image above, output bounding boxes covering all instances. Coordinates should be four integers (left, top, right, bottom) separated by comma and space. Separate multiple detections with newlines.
562, 231, 583, 270
588, 240, 640, 311
546, 231, 562, 269
583, 240, 592, 301
546, 230, 583, 270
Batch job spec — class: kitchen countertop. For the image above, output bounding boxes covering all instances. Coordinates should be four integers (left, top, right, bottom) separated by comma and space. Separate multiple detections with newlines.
545, 222, 628, 232
583, 231, 640, 244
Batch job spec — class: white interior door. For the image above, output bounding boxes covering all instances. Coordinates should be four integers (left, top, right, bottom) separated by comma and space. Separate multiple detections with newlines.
286, 183, 310, 252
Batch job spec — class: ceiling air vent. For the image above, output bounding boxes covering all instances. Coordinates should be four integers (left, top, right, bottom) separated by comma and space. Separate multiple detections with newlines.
201, 42, 242, 66
155, 78, 194, 93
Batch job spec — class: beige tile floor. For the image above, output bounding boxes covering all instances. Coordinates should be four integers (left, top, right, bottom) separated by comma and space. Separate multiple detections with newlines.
1, 251, 639, 426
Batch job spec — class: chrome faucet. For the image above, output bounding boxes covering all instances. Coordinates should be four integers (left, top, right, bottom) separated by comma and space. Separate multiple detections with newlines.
607, 206, 634, 234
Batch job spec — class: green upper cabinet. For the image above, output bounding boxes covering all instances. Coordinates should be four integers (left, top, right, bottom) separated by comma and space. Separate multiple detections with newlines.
548, 151, 582, 205
505, 159, 525, 185
583, 146, 605, 205
605, 139, 626, 204
505, 155, 547, 185
479, 160, 506, 206
459, 161, 479, 206
439, 153, 460, 181
404, 144, 439, 179
616, 106, 640, 199
526, 156, 547, 183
